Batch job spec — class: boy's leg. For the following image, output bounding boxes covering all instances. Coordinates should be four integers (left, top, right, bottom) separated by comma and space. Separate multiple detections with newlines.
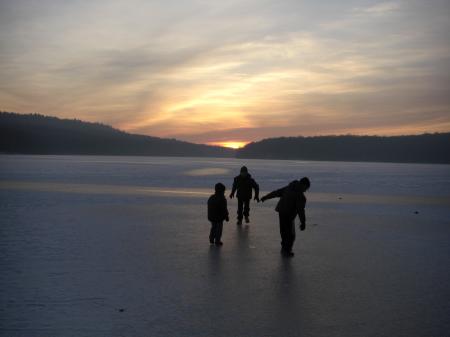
279, 213, 294, 253
215, 221, 223, 243
237, 198, 244, 221
278, 213, 287, 249
286, 221, 296, 251
209, 222, 216, 244
244, 199, 250, 219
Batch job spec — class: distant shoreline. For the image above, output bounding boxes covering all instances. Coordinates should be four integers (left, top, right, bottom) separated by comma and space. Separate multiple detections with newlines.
1, 112, 449, 164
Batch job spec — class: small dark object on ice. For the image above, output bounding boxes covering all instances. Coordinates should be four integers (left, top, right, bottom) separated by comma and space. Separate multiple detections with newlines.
338, 197, 342, 200
119, 308, 125, 312
414, 211, 419, 214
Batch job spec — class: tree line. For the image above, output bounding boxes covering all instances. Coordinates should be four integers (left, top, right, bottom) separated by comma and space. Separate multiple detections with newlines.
236, 134, 450, 164
0, 112, 233, 157
1, 111, 449, 163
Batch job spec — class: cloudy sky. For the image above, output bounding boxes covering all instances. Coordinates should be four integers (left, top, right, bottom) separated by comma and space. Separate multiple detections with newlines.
1, 0, 449, 147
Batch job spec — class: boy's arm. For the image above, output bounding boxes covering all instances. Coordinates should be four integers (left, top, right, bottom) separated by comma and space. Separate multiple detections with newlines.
261, 187, 286, 202
299, 209, 306, 226
297, 197, 306, 230
252, 179, 260, 201
224, 199, 229, 221
230, 178, 237, 198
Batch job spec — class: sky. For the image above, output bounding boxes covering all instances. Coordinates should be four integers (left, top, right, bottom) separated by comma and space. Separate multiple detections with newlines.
1, 0, 449, 148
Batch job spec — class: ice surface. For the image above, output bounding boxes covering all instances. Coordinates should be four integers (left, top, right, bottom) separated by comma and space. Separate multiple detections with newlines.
1, 155, 449, 337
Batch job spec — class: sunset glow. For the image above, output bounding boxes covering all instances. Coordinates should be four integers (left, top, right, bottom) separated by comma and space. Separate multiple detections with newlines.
1, 1, 449, 144
209, 141, 249, 150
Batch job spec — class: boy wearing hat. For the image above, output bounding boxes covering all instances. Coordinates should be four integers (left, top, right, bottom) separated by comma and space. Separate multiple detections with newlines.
208, 182, 229, 246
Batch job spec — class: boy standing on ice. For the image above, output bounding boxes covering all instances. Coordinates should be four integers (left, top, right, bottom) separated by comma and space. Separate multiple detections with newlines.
261, 177, 310, 257
208, 183, 229, 246
229, 166, 259, 225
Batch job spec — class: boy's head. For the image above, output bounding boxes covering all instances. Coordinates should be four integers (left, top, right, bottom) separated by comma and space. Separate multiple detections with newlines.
299, 177, 310, 192
215, 182, 226, 194
240, 166, 248, 176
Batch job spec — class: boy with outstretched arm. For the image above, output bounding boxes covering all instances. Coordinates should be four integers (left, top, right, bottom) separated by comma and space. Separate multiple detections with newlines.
261, 177, 310, 257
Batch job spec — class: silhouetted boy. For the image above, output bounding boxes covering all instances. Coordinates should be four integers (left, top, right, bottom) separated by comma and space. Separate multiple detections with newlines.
208, 182, 229, 246
230, 166, 259, 225
261, 177, 310, 257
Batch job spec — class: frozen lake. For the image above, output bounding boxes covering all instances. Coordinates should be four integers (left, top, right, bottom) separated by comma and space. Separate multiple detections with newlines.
1, 155, 450, 337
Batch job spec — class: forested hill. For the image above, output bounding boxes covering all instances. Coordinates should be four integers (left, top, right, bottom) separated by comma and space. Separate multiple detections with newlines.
2, 112, 449, 163
237, 134, 450, 164
0, 112, 234, 157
